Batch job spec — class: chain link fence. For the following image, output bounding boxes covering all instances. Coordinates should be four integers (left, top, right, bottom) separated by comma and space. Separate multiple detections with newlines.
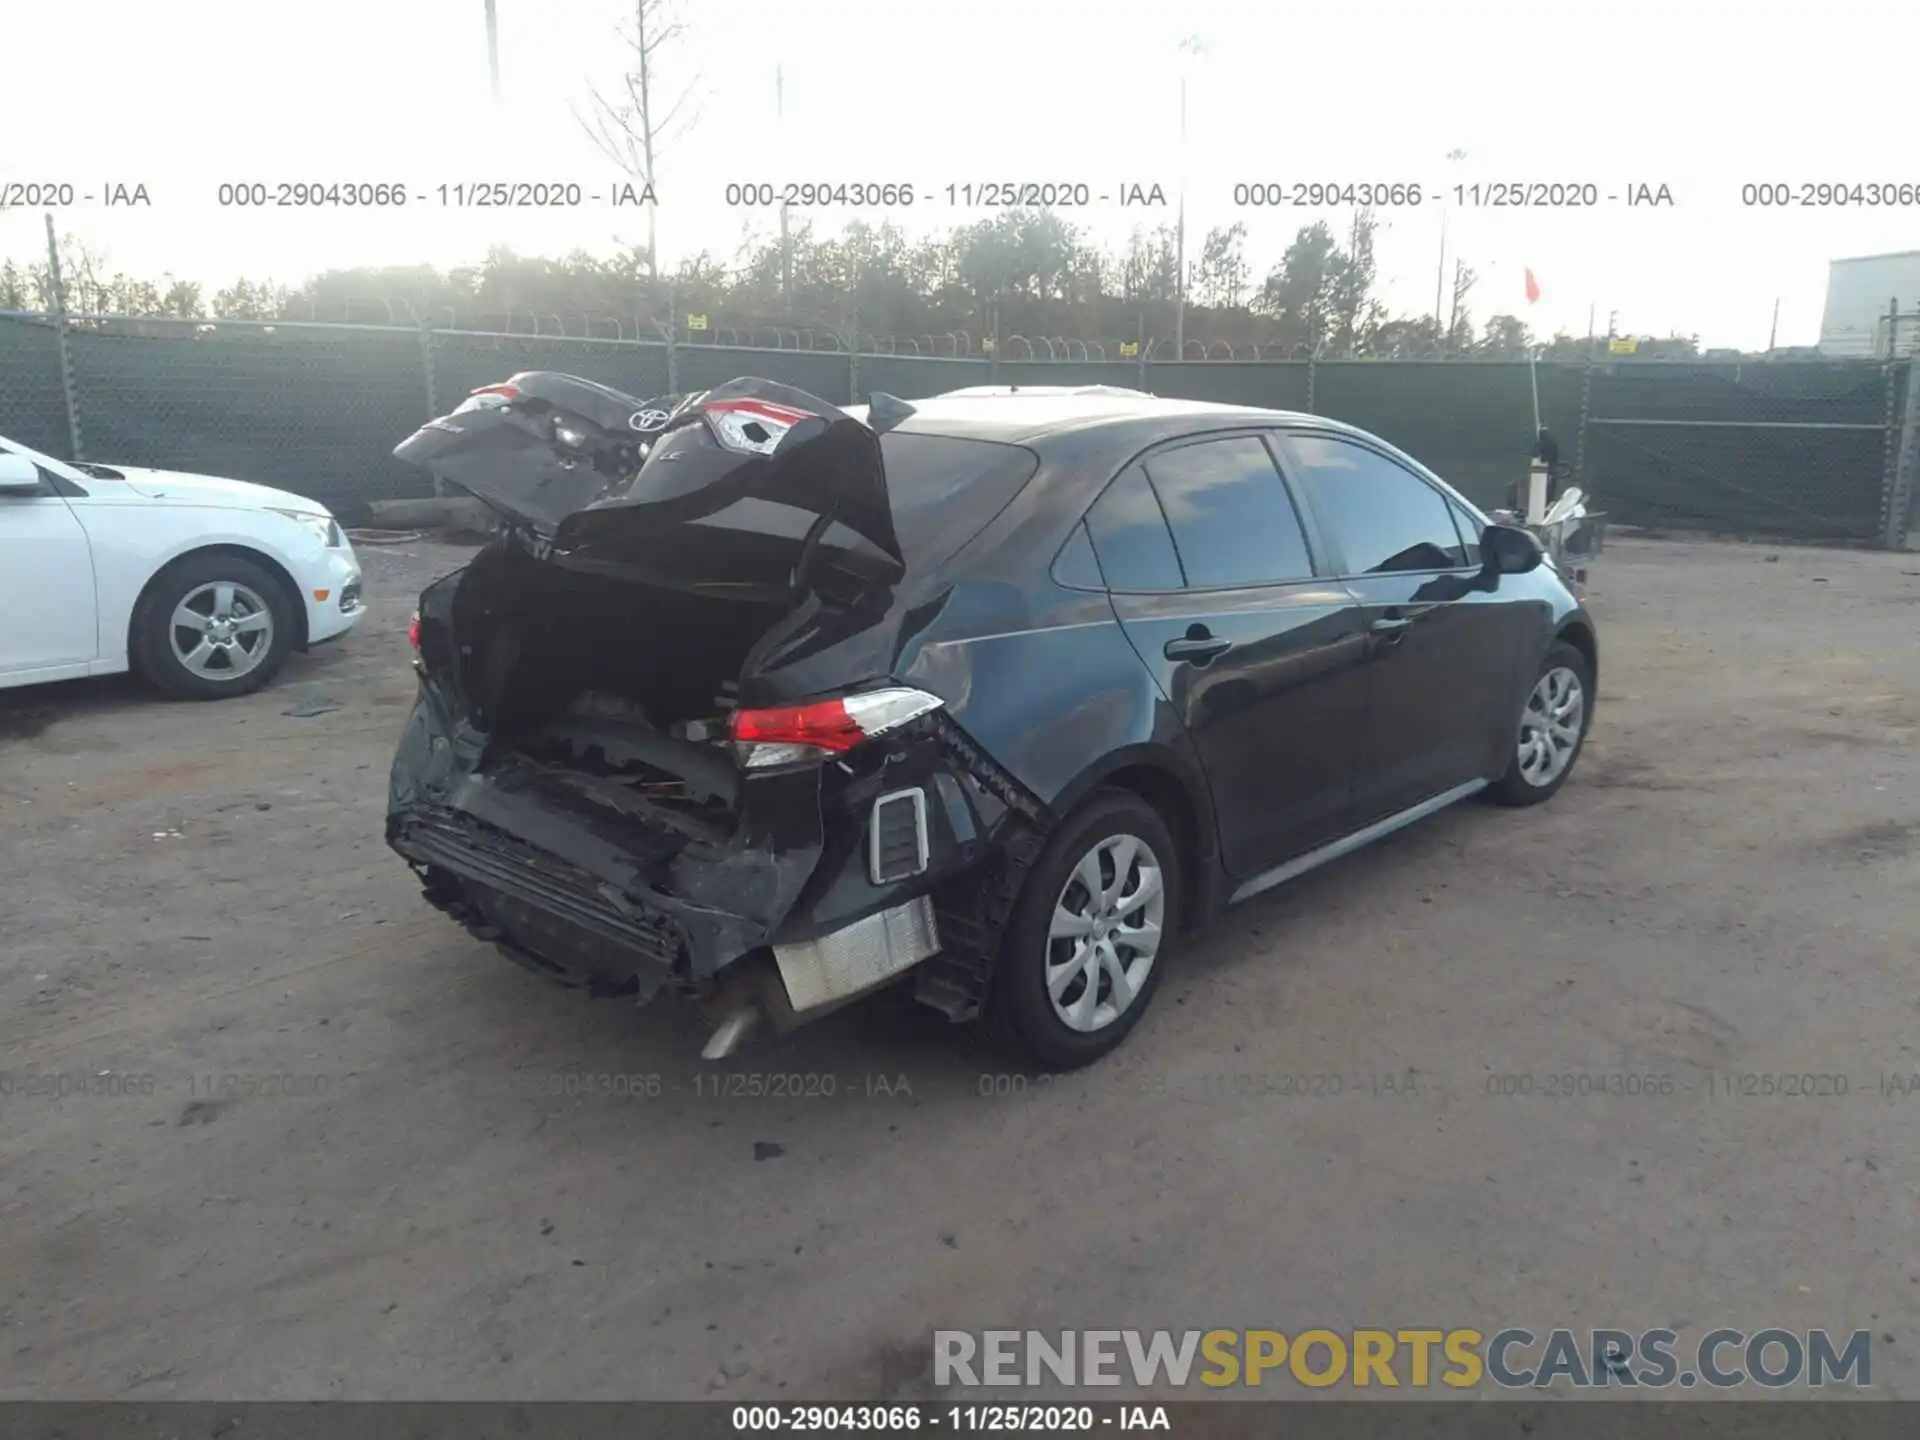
1, 308, 1912, 546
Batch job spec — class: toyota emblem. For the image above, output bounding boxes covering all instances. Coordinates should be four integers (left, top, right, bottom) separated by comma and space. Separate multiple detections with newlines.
630, 409, 671, 432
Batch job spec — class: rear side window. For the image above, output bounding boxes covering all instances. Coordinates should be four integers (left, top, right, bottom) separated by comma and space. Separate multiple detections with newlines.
1086, 464, 1185, 591
1142, 436, 1314, 588
1052, 522, 1106, 589
879, 432, 1040, 569
1282, 434, 1471, 574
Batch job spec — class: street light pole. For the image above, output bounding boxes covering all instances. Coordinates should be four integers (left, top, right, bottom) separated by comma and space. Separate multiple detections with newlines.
1434, 148, 1465, 347
777, 65, 792, 317
484, 0, 501, 102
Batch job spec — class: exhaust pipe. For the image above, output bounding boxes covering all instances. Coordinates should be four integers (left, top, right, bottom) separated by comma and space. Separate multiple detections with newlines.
701, 1005, 759, 1060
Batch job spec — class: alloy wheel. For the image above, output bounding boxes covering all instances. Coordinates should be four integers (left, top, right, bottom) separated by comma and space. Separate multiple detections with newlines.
168, 581, 276, 681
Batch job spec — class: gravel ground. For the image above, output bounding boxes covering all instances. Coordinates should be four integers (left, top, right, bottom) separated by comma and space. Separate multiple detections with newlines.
2, 535, 1917, 1402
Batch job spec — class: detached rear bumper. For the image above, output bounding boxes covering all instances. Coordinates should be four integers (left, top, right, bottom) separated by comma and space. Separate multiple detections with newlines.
386, 686, 959, 1018
391, 800, 943, 1016
386, 676, 1041, 1040
392, 804, 688, 991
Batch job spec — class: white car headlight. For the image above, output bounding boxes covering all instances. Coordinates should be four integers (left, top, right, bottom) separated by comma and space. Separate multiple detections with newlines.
268, 507, 344, 547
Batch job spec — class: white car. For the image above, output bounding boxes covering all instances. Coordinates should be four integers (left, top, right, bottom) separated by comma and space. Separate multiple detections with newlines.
0, 433, 364, 700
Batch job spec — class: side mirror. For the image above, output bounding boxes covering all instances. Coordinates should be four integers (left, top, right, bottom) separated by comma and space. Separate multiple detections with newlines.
0, 453, 45, 494
1481, 522, 1545, 576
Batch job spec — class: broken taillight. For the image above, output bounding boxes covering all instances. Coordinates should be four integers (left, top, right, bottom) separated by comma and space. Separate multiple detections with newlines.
728, 687, 944, 769
451, 383, 520, 416
701, 396, 816, 456
408, 611, 421, 654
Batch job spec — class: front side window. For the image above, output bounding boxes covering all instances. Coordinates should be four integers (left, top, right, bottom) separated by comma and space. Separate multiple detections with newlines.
1141, 436, 1315, 588
1449, 500, 1483, 567
1282, 434, 1470, 574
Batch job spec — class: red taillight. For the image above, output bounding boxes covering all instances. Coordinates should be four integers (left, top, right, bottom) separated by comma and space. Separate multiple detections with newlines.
701, 396, 816, 456
470, 383, 519, 399
408, 611, 421, 653
727, 688, 946, 769
704, 397, 813, 426
730, 698, 863, 753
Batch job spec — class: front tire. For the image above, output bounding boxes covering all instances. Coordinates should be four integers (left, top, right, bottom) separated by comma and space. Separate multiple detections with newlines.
134, 553, 296, 701
1488, 640, 1593, 806
990, 789, 1181, 1070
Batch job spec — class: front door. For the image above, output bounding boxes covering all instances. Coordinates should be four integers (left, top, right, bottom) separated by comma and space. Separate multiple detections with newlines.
1275, 431, 1529, 827
0, 469, 98, 680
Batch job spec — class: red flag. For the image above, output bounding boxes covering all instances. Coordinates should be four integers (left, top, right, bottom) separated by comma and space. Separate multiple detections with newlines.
1524, 268, 1541, 304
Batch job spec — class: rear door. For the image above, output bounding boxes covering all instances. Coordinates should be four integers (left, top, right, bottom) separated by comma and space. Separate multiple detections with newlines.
1084, 433, 1371, 879
1274, 430, 1529, 826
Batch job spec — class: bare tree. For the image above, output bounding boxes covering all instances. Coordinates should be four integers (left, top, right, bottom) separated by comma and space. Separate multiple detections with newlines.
573, 0, 704, 283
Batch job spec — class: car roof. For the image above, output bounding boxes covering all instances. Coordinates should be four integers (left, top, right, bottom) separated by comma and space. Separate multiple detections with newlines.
846, 391, 1347, 446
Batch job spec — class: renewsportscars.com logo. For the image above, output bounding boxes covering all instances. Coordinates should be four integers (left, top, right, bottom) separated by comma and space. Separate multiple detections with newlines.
933, 1328, 1873, 1391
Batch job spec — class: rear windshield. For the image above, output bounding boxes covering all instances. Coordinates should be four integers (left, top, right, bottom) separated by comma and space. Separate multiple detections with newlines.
684, 431, 1040, 570
881, 431, 1040, 566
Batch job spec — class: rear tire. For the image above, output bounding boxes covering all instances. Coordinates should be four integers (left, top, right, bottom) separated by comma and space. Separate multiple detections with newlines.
134, 553, 296, 701
989, 789, 1181, 1070
1488, 640, 1593, 806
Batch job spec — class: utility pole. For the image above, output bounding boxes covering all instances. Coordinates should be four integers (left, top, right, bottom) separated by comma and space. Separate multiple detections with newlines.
1174, 34, 1206, 361
777, 65, 792, 317
1769, 296, 1780, 352
484, 0, 501, 101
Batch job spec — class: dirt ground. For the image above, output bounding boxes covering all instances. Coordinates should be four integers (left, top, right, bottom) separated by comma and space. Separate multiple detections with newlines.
3, 534, 1918, 1402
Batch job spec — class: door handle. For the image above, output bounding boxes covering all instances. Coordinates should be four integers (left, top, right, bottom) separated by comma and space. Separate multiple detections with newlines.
1164, 634, 1233, 663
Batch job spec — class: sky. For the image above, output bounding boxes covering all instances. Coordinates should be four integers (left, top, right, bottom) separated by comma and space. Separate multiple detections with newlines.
4, 0, 1917, 350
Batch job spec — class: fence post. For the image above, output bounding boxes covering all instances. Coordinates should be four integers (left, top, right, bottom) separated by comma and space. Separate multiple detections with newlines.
1884, 360, 1920, 551
848, 322, 861, 406
1574, 350, 1596, 487
418, 323, 443, 497
43, 213, 85, 462
1306, 345, 1318, 414
665, 284, 679, 394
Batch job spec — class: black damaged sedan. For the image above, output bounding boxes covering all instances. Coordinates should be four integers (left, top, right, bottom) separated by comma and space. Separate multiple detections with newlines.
386, 376, 1596, 1068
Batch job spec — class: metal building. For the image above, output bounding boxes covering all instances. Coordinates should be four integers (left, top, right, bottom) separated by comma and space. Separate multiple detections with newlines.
1819, 250, 1920, 358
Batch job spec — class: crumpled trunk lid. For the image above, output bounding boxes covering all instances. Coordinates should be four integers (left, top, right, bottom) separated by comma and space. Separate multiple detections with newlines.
388, 378, 923, 990
394, 376, 906, 594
